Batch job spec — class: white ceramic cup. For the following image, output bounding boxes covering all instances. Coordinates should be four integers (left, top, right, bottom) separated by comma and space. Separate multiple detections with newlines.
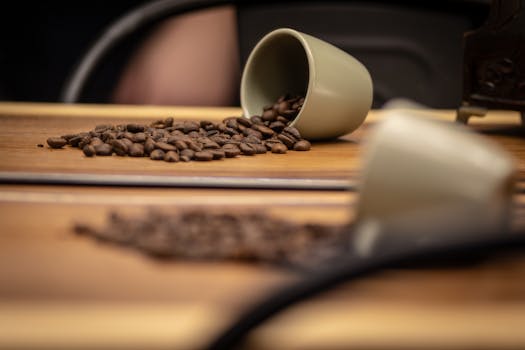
240, 28, 373, 140
356, 111, 516, 238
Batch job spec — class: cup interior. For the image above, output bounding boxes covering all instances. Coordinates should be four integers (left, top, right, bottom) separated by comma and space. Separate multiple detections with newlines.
241, 31, 310, 118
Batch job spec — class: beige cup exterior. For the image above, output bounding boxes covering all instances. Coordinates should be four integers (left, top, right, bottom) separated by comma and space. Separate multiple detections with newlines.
357, 112, 515, 234
240, 28, 373, 140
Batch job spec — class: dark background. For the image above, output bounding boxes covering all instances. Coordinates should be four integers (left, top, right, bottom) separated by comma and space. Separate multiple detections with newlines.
0, 0, 490, 107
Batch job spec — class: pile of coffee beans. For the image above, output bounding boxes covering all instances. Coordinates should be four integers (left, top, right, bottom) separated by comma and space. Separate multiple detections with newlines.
74, 209, 351, 269
46, 95, 312, 162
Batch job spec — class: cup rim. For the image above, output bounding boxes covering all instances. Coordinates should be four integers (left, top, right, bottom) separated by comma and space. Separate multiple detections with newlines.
240, 28, 314, 125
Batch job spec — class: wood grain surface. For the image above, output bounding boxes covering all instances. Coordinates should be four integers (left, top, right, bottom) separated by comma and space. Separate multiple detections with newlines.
1, 103, 525, 350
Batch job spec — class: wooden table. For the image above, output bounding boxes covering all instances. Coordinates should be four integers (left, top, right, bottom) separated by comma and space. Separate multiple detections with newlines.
1, 102, 525, 350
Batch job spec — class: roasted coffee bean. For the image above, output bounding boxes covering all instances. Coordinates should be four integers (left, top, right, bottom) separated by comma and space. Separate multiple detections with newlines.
264, 138, 282, 151
224, 118, 238, 130
236, 117, 252, 127
155, 141, 177, 152
180, 148, 195, 159
120, 138, 133, 149
133, 132, 147, 143
254, 143, 267, 154
200, 120, 214, 129
37, 143, 44, 148
68, 135, 83, 147
293, 140, 311, 151
77, 136, 91, 149
183, 121, 200, 133
250, 115, 264, 125
243, 128, 263, 139
164, 150, 179, 162
222, 144, 241, 158
239, 143, 257, 155
277, 133, 296, 149
262, 109, 277, 122
174, 140, 188, 150
46, 137, 68, 148
206, 129, 220, 137
269, 121, 286, 132
144, 138, 156, 155
194, 151, 213, 161
82, 144, 96, 157
95, 124, 112, 133
252, 124, 274, 138
202, 139, 220, 149
271, 143, 288, 154
111, 139, 129, 156
129, 143, 145, 157
283, 126, 302, 140
126, 123, 144, 133
90, 137, 104, 146
187, 141, 202, 152
210, 149, 225, 160
95, 143, 113, 156
61, 134, 77, 141
164, 117, 174, 127
150, 149, 165, 160
244, 135, 262, 144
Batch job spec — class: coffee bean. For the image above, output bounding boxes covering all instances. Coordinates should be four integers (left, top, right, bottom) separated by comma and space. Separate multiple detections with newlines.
133, 132, 147, 143
155, 141, 177, 152
183, 121, 200, 133
144, 138, 156, 155
82, 144, 96, 157
283, 126, 302, 140
95, 143, 113, 156
244, 135, 262, 144
250, 115, 264, 125
269, 121, 286, 132
243, 128, 263, 139
164, 117, 174, 127
262, 109, 277, 122
294, 140, 312, 151
37, 143, 44, 148
150, 149, 165, 160
187, 141, 202, 152
120, 138, 133, 149
222, 144, 240, 158
252, 124, 275, 138
236, 117, 252, 128
210, 149, 225, 160
254, 144, 267, 154
111, 139, 129, 156
173, 140, 188, 150
126, 123, 144, 133
129, 143, 145, 157
164, 150, 179, 162
180, 148, 195, 160
194, 151, 213, 161
239, 143, 256, 155
95, 124, 112, 133
271, 143, 287, 154
68, 135, 83, 147
277, 133, 295, 149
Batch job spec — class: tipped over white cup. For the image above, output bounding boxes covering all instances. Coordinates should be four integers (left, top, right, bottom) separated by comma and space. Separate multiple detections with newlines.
240, 28, 373, 140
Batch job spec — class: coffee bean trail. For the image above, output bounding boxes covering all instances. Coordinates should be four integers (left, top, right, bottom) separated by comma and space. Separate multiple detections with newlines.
44, 94, 312, 164
74, 208, 351, 269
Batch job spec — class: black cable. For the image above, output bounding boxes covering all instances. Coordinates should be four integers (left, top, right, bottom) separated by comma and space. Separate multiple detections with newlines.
60, 0, 233, 103
207, 232, 525, 349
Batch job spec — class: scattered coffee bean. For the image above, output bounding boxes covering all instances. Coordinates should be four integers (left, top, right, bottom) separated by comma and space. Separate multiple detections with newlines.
164, 150, 179, 162
44, 93, 312, 163
74, 208, 351, 269
94, 143, 113, 156
293, 140, 312, 151
271, 143, 288, 154
150, 149, 165, 160
82, 144, 96, 157
46, 137, 68, 149
37, 143, 44, 148
129, 143, 145, 157
239, 143, 257, 156
223, 144, 241, 158
194, 151, 214, 161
